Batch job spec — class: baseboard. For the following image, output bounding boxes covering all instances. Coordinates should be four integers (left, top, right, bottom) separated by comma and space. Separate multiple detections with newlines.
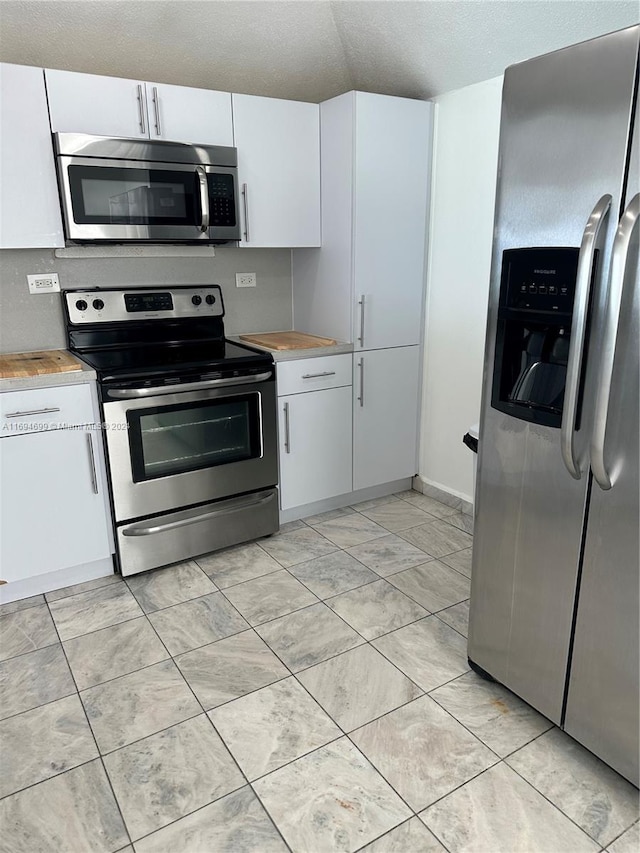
413, 475, 474, 516
0, 556, 116, 605
279, 478, 413, 524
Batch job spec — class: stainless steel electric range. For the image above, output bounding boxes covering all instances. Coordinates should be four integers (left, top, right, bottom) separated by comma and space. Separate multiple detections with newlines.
64, 285, 279, 576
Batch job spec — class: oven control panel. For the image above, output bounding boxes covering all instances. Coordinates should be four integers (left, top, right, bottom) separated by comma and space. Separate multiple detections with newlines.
65, 286, 225, 324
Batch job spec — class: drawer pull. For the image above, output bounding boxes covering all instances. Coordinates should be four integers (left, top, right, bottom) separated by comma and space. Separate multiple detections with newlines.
301, 371, 336, 380
4, 407, 61, 418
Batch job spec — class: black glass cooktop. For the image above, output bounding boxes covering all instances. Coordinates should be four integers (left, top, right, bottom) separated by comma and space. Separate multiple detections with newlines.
74, 340, 272, 379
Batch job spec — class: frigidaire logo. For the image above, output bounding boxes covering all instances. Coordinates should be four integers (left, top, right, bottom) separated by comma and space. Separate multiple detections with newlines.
534, 269, 556, 274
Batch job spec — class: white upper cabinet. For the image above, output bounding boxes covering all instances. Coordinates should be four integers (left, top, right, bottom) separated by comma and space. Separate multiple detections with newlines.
45, 69, 233, 146
46, 69, 150, 138
292, 92, 433, 349
0, 63, 64, 248
144, 82, 233, 146
353, 93, 432, 349
232, 94, 321, 248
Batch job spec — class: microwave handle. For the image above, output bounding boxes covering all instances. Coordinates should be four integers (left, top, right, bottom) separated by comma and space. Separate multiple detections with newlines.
196, 166, 210, 232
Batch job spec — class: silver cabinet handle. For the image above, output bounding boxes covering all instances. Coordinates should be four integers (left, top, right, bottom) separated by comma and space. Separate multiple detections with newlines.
301, 371, 336, 379
107, 371, 272, 399
136, 84, 146, 135
151, 86, 161, 136
196, 166, 209, 232
357, 295, 366, 347
86, 432, 99, 495
560, 194, 611, 479
4, 407, 61, 418
283, 401, 291, 453
591, 192, 639, 491
241, 183, 250, 242
122, 491, 275, 536
357, 357, 364, 407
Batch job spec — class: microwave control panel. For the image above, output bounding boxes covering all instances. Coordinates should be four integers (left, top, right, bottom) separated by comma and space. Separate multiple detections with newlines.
208, 174, 237, 227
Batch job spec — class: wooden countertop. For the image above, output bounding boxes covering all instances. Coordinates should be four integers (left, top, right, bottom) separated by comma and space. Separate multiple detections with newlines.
0, 350, 83, 379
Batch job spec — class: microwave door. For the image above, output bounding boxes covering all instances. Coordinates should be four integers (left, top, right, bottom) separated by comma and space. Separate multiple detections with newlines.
57, 156, 238, 243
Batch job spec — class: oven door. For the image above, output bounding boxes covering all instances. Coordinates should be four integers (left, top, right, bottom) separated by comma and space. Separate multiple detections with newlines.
102, 376, 277, 522
57, 156, 240, 243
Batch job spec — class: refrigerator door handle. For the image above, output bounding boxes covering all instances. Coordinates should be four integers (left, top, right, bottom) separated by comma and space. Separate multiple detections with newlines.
561, 194, 612, 479
591, 192, 640, 490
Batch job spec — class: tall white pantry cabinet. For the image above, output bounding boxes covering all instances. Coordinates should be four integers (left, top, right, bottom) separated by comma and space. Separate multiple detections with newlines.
293, 91, 433, 491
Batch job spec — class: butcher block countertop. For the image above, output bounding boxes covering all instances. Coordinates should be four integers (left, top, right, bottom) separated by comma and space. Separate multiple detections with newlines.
232, 332, 353, 362
0, 350, 95, 391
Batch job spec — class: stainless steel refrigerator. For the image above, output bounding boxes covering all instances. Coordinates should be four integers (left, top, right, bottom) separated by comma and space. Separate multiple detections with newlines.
468, 25, 639, 787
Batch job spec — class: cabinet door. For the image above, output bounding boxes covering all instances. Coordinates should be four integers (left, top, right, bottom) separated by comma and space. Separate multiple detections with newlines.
145, 82, 233, 146
0, 64, 64, 248
353, 93, 432, 349
233, 94, 321, 247
46, 68, 148, 137
353, 346, 421, 490
278, 386, 352, 510
0, 428, 111, 583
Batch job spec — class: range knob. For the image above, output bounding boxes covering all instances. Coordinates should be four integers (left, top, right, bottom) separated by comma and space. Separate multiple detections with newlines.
191, 295, 202, 306
75, 299, 88, 311
92, 299, 105, 310
205, 294, 216, 305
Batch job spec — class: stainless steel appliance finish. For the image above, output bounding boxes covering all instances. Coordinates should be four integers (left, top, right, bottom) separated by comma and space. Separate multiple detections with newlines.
65, 285, 278, 577
469, 25, 639, 785
54, 133, 240, 244
117, 489, 278, 576
102, 377, 277, 523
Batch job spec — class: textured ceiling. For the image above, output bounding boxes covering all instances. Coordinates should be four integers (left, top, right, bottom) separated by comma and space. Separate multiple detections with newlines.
0, 1, 637, 101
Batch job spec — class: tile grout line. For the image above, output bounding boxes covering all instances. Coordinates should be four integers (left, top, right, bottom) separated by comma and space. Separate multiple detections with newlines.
6, 496, 630, 850
2, 491, 482, 846
92, 599, 294, 852
43, 596, 134, 850
499, 756, 616, 847
138, 605, 295, 853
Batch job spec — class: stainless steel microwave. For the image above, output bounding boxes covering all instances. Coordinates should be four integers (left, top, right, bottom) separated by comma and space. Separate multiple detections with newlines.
53, 133, 240, 244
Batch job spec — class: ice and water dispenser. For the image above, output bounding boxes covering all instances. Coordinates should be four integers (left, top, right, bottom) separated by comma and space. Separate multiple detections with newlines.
491, 248, 581, 428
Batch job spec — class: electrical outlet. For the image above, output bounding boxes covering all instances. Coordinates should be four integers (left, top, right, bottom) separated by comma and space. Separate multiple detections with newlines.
236, 272, 257, 288
27, 273, 60, 294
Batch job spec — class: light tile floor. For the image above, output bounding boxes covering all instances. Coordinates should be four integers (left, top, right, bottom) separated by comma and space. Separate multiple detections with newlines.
0, 490, 638, 853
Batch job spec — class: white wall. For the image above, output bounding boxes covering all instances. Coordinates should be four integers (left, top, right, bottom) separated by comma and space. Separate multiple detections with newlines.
419, 75, 503, 502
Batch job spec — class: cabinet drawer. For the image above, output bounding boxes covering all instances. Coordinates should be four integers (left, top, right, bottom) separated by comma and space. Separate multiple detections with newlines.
276, 354, 352, 396
1, 384, 94, 435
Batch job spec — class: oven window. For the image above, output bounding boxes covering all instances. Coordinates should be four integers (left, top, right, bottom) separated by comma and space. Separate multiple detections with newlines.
127, 394, 261, 482
68, 165, 200, 226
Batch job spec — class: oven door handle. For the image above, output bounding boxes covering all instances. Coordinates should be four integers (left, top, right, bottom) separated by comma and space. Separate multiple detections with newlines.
121, 491, 276, 537
106, 371, 273, 399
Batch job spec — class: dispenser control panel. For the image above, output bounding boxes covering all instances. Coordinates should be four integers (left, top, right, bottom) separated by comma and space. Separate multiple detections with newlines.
502, 247, 580, 314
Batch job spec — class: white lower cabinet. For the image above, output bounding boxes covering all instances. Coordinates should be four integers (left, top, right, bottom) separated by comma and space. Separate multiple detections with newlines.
353, 346, 421, 491
277, 358, 352, 511
0, 384, 112, 588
